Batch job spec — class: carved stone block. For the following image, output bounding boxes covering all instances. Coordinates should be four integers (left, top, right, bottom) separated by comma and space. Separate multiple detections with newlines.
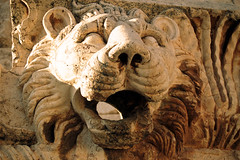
0, 0, 240, 159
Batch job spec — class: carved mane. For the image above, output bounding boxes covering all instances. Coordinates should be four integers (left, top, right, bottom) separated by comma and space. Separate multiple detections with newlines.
19, 33, 82, 155
145, 49, 202, 157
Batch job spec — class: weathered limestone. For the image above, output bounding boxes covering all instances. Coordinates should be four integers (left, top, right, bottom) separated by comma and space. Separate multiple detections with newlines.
0, 0, 11, 48
0, 0, 240, 159
0, 0, 12, 70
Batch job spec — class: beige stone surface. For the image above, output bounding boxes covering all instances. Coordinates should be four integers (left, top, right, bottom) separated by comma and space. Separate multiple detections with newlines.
117, 0, 240, 10
0, 0, 11, 48
0, 48, 11, 70
0, 71, 34, 145
178, 148, 240, 160
0, 0, 12, 70
0, 0, 239, 159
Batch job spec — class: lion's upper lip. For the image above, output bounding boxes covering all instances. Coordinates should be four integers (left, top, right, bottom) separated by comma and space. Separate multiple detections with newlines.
73, 89, 153, 149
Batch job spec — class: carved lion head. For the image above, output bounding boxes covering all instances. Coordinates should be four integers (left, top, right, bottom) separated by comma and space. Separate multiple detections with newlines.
20, 2, 201, 159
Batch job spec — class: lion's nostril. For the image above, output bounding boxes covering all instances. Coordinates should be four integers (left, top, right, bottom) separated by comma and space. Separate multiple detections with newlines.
118, 53, 128, 67
117, 53, 143, 67
131, 54, 142, 67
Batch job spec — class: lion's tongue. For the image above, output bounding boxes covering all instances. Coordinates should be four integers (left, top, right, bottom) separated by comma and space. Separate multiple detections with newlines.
83, 103, 137, 132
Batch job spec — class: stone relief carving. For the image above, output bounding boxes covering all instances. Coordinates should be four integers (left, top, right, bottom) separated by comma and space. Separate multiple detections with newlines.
0, 0, 240, 159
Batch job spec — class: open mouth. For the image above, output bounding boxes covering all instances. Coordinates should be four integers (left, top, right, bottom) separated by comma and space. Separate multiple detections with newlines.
72, 89, 153, 149
95, 91, 147, 120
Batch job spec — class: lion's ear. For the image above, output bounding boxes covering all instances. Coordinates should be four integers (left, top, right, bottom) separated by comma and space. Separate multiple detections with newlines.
151, 15, 179, 40
43, 7, 76, 39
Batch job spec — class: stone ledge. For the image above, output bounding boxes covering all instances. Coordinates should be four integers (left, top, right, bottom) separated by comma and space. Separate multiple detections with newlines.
178, 148, 240, 160
104, 0, 240, 11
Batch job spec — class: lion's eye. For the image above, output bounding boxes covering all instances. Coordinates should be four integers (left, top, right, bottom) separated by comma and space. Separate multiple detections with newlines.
142, 36, 159, 46
82, 33, 106, 49
142, 29, 167, 47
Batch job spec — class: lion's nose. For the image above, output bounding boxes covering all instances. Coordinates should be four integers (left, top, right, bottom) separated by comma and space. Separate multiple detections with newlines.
106, 23, 150, 67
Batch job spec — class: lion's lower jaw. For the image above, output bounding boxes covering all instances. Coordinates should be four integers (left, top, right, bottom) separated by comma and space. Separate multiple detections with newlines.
89, 114, 153, 149
72, 88, 154, 149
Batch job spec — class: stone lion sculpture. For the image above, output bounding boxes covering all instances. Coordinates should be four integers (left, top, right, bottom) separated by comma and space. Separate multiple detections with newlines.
0, 2, 202, 160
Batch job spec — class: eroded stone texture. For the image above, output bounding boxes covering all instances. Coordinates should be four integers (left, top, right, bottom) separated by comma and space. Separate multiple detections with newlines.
0, 48, 11, 70
0, 0, 240, 159
0, 0, 12, 70
0, 0, 11, 48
